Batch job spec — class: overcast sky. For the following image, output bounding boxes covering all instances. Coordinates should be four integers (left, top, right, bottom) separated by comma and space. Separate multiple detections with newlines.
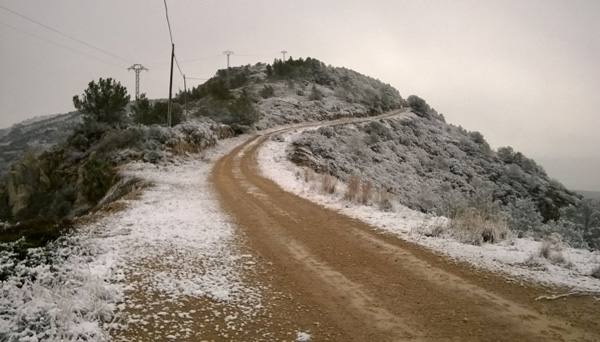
0, 0, 598, 190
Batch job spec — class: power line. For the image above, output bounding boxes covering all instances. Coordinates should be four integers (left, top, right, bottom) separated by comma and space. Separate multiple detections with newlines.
0, 4, 132, 65
0, 20, 124, 68
174, 55, 184, 79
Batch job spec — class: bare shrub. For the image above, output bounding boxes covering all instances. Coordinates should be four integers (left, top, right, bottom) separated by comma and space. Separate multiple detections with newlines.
303, 168, 316, 183
448, 208, 510, 245
591, 265, 600, 279
413, 218, 448, 238
345, 175, 360, 202
359, 180, 373, 205
376, 189, 394, 212
537, 234, 567, 265
320, 174, 337, 194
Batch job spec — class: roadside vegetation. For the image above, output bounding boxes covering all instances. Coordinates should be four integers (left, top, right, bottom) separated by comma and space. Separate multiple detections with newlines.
0, 78, 233, 248
289, 96, 600, 251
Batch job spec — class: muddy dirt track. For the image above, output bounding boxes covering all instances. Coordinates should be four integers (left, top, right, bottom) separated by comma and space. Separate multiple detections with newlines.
212, 114, 600, 341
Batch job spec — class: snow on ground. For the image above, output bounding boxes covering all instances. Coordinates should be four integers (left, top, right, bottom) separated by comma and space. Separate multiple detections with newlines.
0, 135, 267, 341
258, 129, 600, 293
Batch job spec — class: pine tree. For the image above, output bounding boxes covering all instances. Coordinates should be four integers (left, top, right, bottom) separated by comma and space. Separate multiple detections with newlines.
73, 78, 130, 127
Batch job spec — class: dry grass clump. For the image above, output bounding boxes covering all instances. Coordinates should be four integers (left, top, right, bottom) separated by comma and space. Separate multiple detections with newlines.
448, 208, 510, 245
320, 174, 338, 194
344, 176, 374, 205
359, 180, 373, 205
303, 168, 316, 183
171, 141, 202, 155
345, 175, 360, 201
376, 189, 394, 212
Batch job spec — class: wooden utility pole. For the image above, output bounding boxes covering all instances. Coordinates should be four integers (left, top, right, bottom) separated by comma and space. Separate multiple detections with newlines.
168, 43, 174, 127
183, 74, 187, 119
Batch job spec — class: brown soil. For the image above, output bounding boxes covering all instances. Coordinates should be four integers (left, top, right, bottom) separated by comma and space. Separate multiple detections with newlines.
212, 125, 600, 341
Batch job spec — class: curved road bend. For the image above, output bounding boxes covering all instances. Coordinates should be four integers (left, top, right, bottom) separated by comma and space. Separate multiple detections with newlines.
212, 112, 600, 341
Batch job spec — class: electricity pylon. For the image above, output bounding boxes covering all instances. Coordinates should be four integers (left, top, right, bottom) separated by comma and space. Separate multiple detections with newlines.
223, 50, 234, 68
281, 50, 288, 60
127, 64, 148, 99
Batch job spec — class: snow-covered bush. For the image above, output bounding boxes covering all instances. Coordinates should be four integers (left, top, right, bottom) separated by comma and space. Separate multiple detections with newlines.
527, 234, 570, 267
592, 265, 600, 279
309, 84, 324, 101
506, 198, 544, 237
259, 85, 275, 98
0, 235, 120, 341
539, 219, 588, 249
447, 208, 511, 245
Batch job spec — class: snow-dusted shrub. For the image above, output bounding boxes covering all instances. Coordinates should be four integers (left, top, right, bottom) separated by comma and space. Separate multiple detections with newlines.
0, 236, 120, 341
376, 189, 394, 212
591, 265, 600, 279
448, 208, 510, 245
539, 240, 565, 264
320, 174, 337, 194
541, 220, 589, 249
309, 84, 324, 101
506, 198, 544, 237
437, 189, 469, 218
413, 219, 448, 238
528, 234, 571, 267
259, 85, 275, 98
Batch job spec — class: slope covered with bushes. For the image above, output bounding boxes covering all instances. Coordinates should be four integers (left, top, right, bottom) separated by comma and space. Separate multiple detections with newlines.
289, 99, 599, 249
0, 78, 233, 245
0, 112, 81, 177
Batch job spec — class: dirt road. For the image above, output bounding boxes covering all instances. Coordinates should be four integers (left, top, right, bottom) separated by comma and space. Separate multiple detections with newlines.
212, 115, 600, 341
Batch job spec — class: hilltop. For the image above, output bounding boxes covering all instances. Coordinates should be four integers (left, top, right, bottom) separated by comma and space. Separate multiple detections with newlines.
181, 58, 405, 130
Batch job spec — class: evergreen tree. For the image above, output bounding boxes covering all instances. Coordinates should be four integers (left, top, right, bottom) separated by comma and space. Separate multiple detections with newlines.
73, 78, 130, 127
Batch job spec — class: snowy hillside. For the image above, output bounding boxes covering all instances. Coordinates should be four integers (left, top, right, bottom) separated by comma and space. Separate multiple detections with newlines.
287, 110, 585, 234
257, 128, 600, 292
0, 111, 81, 176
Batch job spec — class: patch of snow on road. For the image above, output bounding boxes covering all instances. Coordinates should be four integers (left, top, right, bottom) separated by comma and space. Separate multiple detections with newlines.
258, 130, 600, 293
296, 330, 312, 341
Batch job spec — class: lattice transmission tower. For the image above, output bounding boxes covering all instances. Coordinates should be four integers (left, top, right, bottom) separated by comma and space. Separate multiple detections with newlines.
223, 50, 234, 68
127, 64, 149, 99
